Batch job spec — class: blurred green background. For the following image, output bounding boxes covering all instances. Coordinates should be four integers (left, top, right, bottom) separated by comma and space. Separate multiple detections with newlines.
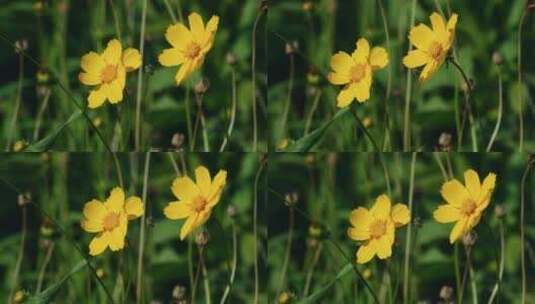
268, 152, 535, 303
268, 0, 535, 152
0, 152, 267, 303
0, 0, 267, 152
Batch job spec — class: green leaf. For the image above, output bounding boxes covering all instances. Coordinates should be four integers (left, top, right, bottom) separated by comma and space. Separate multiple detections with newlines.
24, 109, 82, 152
297, 263, 353, 304
26, 260, 88, 303
286, 108, 350, 152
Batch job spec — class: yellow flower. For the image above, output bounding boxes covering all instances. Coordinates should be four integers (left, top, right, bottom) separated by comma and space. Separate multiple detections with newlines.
79, 39, 142, 109
403, 12, 458, 82
433, 169, 496, 244
164, 166, 227, 240
159, 12, 219, 86
81, 187, 144, 256
327, 38, 388, 107
347, 194, 410, 264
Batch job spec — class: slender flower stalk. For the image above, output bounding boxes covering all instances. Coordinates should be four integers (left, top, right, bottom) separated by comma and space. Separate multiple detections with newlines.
280, 51, 295, 138
277, 206, 295, 297
487, 215, 505, 304
253, 156, 267, 303
135, 0, 148, 151
304, 89, 322, 135
251, 3, 267, 151
136, 151, 151, 303
199, 245, 212, 304
33, 88, 52, 141
6, 53, 24, 151
107, 0, 122, 42
376, 0, 392, 150
36, 241, 55, 293
403, 0, 416, 151
302, 242, 323, 297
486, 68, 503, 151
219, 66, 238, 152
403, 152, 417, 304
219, 220, 238, 304
517, 8, 528, 152
8, 202, 27, 303
520, 157, 534, 303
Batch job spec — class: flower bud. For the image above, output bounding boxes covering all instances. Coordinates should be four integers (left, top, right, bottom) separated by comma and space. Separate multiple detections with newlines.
194, 78, 210, 95
195, 231, 210, 247
492, 51, 503, 66
225, 52, 237, 66
172, 285, 187, 300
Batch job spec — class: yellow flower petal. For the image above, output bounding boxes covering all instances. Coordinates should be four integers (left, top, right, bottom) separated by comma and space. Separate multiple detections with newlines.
464, 169, 481, 201
104, 78, 124, 104
419, 60, 440, 82
81, 219, 103, 233
208, 170, 227, 205
479, 173, 496, 204
88, 87, 107, 109
175, 61, 193, 85
102, 39, 122, 65
106, 187, 125, 213
402, 50, 430, 68
158, 48, 185, 67
202, 15, 219, 45
353, 75, 371, 103
449, 217, 467, 243
165, 23, 192, 49
446, 14, 458, 48
349, 207, 373, 227
89, 233, 109, 256
352, 38, 370, 63
180, 214, 198, 240
328, 72, 350, 85
122, 48, 142, 72
440, 179, 469, 207
195, 166, 212, 195
336, 85, 355, 108
433, 204, 460, 223
125, 196, 144, 219
409, 24, 434, 50
188, 12, 205, 39
375, 235, 392, 259
430, 12, 447, 40
172, 176, 200, 201
371, 194, 391, 220
79, 72, 101, 86
347, 227, 370, 241
81, 52, 104, 74
369, 47, 388, 70
108, 220, 127, 251
164, 201, 192, 219
83, 199, 107, 221
330, 52, 353, 74
356, 240, 377, 264
391, 204, 410, 227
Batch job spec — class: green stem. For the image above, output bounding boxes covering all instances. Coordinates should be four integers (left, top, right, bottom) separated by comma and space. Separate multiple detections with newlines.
163, 0, 177, 23
455, 242, 462, 303
376, 0, 392, 151
280, 53, 295, 139
487, 218, 505, 304
403, 0, 416, 151
403, 152, 417, 304
8, 204, 26, 303
277, 207, 295, 297
251, 5, 266, 152
219, 221, 238, 304
520, 158, 534, 304
304, 89, 322, 135
219, 67, 238, 152
199, 246, 212, 304
253, 156, 267, 303
302, 243, 323, 297
107, 0, 122, 41
134, 0, 147, 151
517, 9, 527, 152
486, 69, 503, 151
136, 151, 151, 303
6, 53, 24, 151
36, 241, 55, 293
33, 88, 52, 141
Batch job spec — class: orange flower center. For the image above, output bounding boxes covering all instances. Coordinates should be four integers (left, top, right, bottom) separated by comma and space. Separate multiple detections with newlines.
460, 199, 477, 217
103, 213, 120, 231
185, 42, 201, 59
101, 65, 117, 83
369, 220, 386, 239
428, 42, 443, 60
350, 64, 367, 83
192, 195, 208, 213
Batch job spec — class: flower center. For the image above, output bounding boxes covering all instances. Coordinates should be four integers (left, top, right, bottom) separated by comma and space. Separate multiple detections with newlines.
101, 65, 117, 83
369, 220, 386, 239
460, 199, 477, 217
192, 195, 208, 213
428, 42, 443, 60
102, 213, 120, 231
184, 42, 201, 59
350, 64, 367, 83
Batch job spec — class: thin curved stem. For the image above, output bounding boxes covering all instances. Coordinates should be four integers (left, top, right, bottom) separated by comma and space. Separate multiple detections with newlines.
134, 0, 147, 151
36, 241, 55, 293
253, 156, 267, 304
487, 218, 505, 304
6, 54, 23, 151
517, 9, 527, 152
376, 0, 392, 150
403, 0, 417, 151
251, 4, 267, 151
276, 207, 295, 297
219, 67, 238, 152
403, 152, 417, 304
8, 204, 26, 303
136, 151, 151, 303
486, 69, 503, 151
280, 53, 294, 139
304, 89, 322, 135
219, 221, 238, 304
520, 158, 534, 304
302, 243, 322, 297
